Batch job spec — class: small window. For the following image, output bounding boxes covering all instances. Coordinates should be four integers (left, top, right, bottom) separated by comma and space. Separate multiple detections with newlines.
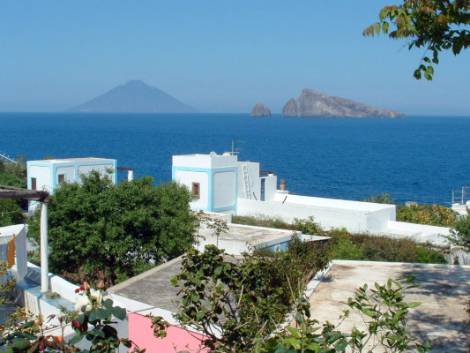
31, 177, 37, 191
58, 174, 65, 184
191, 182, 200, 200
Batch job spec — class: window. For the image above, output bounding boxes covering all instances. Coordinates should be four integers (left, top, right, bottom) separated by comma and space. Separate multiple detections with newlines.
58, 174, 65, 184
31, 177, 37, 191
191, 182, 200, 200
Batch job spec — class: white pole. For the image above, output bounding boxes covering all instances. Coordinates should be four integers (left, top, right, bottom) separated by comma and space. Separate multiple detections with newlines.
128, 169, 134, 182
40, 202, 49, 293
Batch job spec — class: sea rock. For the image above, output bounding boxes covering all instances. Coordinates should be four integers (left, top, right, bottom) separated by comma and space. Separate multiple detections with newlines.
282, 98, 299, 117
251, 103, 272, 117
282, 88, 403, 118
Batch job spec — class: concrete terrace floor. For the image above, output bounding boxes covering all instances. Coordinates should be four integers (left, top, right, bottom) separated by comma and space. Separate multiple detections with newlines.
109, 256, 184, 313
309, 260, 470, 353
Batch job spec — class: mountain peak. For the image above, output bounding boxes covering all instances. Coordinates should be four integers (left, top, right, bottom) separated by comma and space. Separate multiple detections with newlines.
124, 80, 148, 88
69, 80, 195, 113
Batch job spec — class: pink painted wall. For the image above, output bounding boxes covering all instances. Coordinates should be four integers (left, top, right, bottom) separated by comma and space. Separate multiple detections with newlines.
128, 312, 209, 353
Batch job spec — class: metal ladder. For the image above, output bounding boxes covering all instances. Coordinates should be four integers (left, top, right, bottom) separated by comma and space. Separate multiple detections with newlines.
242, 164, 252, 199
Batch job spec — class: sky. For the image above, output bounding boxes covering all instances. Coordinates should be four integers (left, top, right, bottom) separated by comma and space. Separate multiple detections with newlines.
0, 0, 469, 115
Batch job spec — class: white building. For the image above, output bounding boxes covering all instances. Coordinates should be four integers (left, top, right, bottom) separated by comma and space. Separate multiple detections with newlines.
27, 157, 117, 211
173, 151, 451, 246
172, 152, 277, 213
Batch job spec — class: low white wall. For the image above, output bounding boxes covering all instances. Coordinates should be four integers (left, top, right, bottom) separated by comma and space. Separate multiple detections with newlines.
196, 235, 249, 255
385, 221, 450, 247
236, 198, 392, 234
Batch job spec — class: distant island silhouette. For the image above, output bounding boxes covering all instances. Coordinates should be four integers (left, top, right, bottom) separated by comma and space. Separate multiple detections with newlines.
69, 80, 195, 113
282, 89, 403, 118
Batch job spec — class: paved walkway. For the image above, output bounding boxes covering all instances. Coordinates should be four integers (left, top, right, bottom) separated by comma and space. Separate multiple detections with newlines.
309, 260, 470, 353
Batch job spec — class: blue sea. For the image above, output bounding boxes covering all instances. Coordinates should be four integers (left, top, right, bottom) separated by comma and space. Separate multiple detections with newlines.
1, 113, 470, 205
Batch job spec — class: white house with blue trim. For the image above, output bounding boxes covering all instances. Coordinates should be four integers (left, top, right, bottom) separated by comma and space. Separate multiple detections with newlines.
27, 157, 117, 211
172, 152, 277, 213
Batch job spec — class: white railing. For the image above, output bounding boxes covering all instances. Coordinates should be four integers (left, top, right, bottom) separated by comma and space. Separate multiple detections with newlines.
451, 186, 470, 205
0, 152, 17, 164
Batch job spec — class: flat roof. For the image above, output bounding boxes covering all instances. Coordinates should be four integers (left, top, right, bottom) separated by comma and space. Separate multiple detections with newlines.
203, 223, 328, 246
109, 256, 183, 312
308, 260, 470, 352
274, 193, 395, 212
27, 157, 115, 164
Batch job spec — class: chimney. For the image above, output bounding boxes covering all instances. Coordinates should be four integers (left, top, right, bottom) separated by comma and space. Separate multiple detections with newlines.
127, 169, 134, 182
280, 179, 286, 191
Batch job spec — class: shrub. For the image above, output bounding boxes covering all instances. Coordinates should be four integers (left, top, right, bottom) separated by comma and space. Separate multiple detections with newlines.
328, 232, 446, 264
363, 192, 394, 204
292, 216, 323, 234
231, 215, 293, 230
28, 172, 197, 286
173, 239, 331, 353
0, 199, 24, 227
327, 228, 364, 260
448, 214, 470, 251
397, 204, 456, 226
0, 159, 26, 189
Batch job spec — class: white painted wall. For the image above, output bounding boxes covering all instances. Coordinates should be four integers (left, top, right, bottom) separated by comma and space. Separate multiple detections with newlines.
174, 170, 209, 210
29, 166, 51, 192
55, 166, 75, 184
173, 153, 238, 169
77, 164, 114, 180
213, 171, 237, 209
385, 221, 450, 246
236, 198, 394, 234
262, 174, 277, 201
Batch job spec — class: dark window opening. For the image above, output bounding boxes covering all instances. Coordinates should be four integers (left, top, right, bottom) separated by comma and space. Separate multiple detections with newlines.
58, 174, 65, 184
31, 177, 37, 191
191, 182, 200, 200
260, 178, 266, 201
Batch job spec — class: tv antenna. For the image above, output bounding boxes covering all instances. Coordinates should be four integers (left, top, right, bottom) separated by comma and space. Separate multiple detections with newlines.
230, 139, 245, 156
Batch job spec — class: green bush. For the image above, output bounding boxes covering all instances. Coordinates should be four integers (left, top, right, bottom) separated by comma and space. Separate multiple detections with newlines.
328, 232, 446, 264
0, 160, 26, 188
448, 215, 470, 251
173, 238, 331, 353
397, 204, 456, 226
0, 199, 24, 227
231, 215, 294, 230
363, 192, 394, 204
28, 172, 197, 286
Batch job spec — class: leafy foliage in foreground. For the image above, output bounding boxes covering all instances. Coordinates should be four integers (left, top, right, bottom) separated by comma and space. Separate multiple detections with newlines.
364, 0, 470, 80
172, 239, 331, 353
260, 279, 430, 353
0, 285, 140, 353
28, 172, 197, 286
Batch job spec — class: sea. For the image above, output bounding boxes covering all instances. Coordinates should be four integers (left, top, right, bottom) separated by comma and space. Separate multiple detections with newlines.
1, 113, 470, 206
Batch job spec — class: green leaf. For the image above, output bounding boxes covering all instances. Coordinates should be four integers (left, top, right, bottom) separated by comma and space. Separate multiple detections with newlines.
112, 306, 127, 320
69, 333, 85, 345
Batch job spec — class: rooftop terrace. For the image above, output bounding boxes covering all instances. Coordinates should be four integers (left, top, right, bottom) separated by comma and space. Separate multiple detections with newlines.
109, 256, 184, 313
309, 260, 470, 353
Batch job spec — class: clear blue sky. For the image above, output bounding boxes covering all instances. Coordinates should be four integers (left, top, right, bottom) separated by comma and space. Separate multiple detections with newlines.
1, 0, 469, 115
